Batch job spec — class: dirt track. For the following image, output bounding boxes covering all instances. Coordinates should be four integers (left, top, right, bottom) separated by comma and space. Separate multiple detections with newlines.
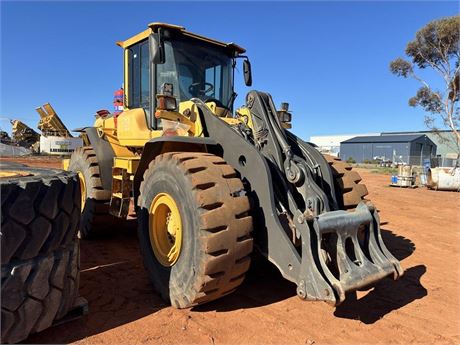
3, 157, 459, 344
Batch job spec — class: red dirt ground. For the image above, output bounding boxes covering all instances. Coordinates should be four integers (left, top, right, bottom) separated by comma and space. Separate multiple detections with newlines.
3, 157, 460, 344
0, 156, 63, 169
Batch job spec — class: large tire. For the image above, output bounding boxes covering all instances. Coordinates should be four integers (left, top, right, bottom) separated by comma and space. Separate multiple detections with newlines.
1, 164, 80, 264
0, 164, 81, 343
68, 146, 112, 238
1, 243, 80, 344
137, 152, 253, 308
324, 155, 369, 210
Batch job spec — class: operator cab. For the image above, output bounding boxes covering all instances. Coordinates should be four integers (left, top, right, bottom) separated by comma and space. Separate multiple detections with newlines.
117, 23, 251, 129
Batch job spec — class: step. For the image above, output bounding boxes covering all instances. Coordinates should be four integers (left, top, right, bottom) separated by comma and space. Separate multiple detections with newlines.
113, 174, 134, 181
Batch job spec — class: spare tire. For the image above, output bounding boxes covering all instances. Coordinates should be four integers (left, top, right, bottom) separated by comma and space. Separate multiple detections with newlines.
1, 163, 83, 343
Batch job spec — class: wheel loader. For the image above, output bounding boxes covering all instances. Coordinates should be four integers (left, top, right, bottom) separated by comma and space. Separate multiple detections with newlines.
65, 22, 403, 308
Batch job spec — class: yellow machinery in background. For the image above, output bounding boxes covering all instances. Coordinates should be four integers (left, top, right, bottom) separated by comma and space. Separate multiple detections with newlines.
6, 103, 77, 153
10, 119, 40, 149
36, 103, 73, 138
66, 22, 403, 309
35, 103, 83, 155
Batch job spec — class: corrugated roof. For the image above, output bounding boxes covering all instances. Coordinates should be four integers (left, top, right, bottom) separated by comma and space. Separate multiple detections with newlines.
342, 134, 426, 144
381, 130, 454, 135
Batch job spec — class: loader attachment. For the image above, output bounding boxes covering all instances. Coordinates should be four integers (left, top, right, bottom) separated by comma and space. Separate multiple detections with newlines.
297, 202, 403, 304
193, 92, 403, 306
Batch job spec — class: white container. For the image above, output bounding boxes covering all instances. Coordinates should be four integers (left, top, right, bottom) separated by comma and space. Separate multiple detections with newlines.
427, 167, 460, 191
419, 173, 427, 185
39, 136, 83, 156
397, 165, 415, 187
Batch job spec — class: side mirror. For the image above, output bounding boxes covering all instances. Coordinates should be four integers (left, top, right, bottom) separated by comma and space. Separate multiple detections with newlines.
149, 33, 165, 64
243, 58, 252, 86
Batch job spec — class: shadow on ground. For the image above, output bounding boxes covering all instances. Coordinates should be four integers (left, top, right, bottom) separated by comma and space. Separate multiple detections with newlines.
334, 264, 427, 323
25, 226, 420, 342
193, 254, 298, 313
380, 228, 416, 261
195, 228, 418, 313
25, 221, 169, 344
333, 228, 426, 324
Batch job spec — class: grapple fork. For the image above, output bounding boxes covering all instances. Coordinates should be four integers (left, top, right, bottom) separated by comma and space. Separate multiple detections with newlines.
298, 202, 403, 305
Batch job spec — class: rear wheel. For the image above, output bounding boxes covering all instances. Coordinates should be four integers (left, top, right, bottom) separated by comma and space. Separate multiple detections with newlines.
324, 155, 368, 210
68, 146, 112, 238
137, 152, 253, 308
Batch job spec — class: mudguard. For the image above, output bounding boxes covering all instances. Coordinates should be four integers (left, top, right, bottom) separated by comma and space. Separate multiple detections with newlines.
133, 136, 218, 203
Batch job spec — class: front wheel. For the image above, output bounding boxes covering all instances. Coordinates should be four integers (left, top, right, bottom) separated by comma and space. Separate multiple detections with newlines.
137, 152, 253, 308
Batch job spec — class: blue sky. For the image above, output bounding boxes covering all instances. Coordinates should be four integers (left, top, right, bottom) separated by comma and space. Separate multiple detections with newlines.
1, 1, 457, 141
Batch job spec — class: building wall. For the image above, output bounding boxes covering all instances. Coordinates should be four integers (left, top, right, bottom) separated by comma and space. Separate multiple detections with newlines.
382, 131, 456, 157
341, 142, 410, 163
341, 137, 436, 164
311, 130, 454, 165
309, 133, 379, 156
424, 132, 456, 157
408, 136, 437, 165
313, 131, 456, 158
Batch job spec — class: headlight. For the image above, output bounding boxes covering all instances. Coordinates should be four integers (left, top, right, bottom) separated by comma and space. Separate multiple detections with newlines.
277, 102, 292, 123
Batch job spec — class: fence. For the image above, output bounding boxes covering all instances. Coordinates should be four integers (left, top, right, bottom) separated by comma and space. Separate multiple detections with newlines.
430, 156, 458, 168
344, 155, 458, 168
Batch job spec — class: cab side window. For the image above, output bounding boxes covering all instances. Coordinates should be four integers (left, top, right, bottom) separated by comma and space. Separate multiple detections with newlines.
205, 65, 221, 99
127, 40, 150, 109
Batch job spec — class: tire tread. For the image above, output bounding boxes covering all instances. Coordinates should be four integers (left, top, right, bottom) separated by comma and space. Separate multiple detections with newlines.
324, 154, 368, 209
139, 152, 253, 308
1, 243, 80, 343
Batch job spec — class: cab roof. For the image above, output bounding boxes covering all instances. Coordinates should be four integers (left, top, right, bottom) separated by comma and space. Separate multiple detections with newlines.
116, 22, 246, 54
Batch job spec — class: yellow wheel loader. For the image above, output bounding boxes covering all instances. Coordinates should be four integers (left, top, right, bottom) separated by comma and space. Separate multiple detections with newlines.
66, 23, 403, 307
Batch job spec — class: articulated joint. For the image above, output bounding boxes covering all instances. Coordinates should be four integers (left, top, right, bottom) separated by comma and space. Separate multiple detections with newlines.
284, 159, 304, 184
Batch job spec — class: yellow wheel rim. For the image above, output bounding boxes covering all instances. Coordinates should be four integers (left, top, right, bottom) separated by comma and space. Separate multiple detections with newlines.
149, 193, 183, 267
77, 172, 86, 211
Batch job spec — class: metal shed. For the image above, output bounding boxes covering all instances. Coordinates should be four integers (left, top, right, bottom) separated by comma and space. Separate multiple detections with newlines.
340, 134, 437, 165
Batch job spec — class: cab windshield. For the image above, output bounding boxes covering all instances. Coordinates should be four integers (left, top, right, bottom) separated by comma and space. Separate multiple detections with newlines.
157, 38, 234, 108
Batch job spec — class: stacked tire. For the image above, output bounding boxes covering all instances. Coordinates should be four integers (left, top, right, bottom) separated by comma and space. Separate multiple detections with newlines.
1, 163, 82, 343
